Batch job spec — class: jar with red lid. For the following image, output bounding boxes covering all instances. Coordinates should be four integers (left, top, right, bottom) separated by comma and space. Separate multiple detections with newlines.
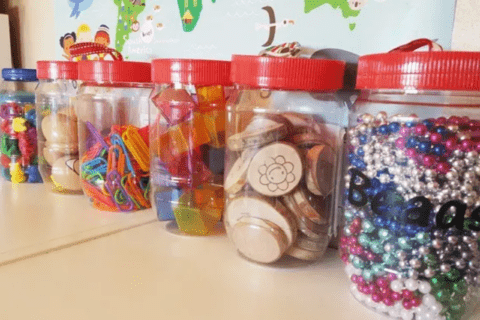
76, 61, 152, 212
342, 40, 480, 320
36, 61, 81, 194
224, 55, 347, 264
150, 59, 231, 235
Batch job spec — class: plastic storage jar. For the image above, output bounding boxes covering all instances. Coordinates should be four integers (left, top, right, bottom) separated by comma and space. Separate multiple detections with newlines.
150, 59, 231, 235
36, 61, 81, 194
0, 68, 41, 183
224, 55, 347, 264
76, 61, 152, 212
342, 44, 480, 320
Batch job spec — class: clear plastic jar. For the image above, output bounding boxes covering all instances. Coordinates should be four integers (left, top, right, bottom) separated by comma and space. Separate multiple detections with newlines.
224, 55, 347, 264
36, 61, 81, 194
150, 59, 231, 235
76, 61, 152, 212
342, 45, 480, 320
0, 68, 41, 183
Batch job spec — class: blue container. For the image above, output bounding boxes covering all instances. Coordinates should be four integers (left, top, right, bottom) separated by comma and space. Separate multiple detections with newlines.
0, 68, 41, 183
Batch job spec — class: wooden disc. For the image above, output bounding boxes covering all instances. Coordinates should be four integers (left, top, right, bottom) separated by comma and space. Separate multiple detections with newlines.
289, 133, 326, 149
41, 114, 78, 145
51, 156, 82, 191
281, 112, 324, 134
292, 189, 328, 226
295, 232, 329, 252
247, 142, 302, 197
231, 216, 288, 264
283, 192, 323, 236
227, 118, 288, 151
286, 244, 324, 261
225, 195, 297, 246
225, 150, 256, 194
306, 145, 335, 196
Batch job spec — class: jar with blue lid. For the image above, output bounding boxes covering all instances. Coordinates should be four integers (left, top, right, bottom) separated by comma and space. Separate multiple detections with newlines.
0, 68, 41, 183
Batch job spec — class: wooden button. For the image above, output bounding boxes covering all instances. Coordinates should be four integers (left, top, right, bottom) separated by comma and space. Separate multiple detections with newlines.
224, 150, 256, 194
227, 117, 289, 151
305, 145, 336, 196
225, 195, 297, 246
231, 217, 288, 264
247, 142, 302, 197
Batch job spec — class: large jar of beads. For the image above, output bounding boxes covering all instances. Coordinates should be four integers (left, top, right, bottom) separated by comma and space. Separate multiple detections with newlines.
150, 59, 231, 236
342, 41, 480, 320
224, 55, 347, 264
36, 61, 81, 194
76, 61, 152, 212
0, 68, 41, 183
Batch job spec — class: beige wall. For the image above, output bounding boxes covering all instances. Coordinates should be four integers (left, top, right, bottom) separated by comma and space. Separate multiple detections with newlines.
4, 0, 480, 68
7, 0, 55, 68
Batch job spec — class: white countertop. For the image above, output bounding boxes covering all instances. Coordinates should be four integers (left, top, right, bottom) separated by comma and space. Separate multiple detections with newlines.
0, 182, 479, 320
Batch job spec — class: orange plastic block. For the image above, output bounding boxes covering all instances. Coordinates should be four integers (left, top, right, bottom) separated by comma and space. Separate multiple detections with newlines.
202, 109, 226, 148
179, 113, 211, 149
197, 86, 225, 112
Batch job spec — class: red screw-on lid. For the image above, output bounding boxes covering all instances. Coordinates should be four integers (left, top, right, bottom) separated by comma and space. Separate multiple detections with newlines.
37, 61, 78, 80
231, 55, 345, 91
152, 59, 231, 86
78, 61, 151, 83
357, 39, 480, 91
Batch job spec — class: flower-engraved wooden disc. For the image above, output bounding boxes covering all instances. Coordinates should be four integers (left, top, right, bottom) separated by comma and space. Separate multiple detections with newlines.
247, 142, 302, 197
225, 195, 297, 246
231, 216, 288, 264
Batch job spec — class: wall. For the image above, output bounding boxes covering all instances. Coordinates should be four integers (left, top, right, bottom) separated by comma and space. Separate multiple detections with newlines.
4, 0, 480, 68
7, 0, 55, 68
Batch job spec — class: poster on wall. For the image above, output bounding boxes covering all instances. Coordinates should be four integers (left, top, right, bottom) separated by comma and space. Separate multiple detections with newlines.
54, 0, 456, 61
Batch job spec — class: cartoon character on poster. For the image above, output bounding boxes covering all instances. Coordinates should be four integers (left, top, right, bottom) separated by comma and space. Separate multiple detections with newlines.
59, 23, 113, 61
59, 32, 76, 60
68, 0, 94, 19
141, 15, 154, 43
95, 25, 111, 60
256, 6, 295, 47
77, 24, 93, 43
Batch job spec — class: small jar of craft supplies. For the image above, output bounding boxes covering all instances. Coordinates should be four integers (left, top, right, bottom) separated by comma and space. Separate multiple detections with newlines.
36, 61, 81, 194
224, 55, 347, 264
76, 61, 152, 212
150, 59, 231, 235
342, 39, 480, 320
0, 68, 41, 183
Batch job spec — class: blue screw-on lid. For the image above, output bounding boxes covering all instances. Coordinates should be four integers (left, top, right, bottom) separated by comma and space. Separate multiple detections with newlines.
2, 68, 38, 82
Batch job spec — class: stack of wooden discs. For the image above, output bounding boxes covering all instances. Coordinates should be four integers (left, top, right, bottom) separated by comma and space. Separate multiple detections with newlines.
224, 112, 338, 264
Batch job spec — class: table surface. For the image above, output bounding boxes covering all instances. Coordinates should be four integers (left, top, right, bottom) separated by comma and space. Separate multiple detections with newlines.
0, 182, 479, 320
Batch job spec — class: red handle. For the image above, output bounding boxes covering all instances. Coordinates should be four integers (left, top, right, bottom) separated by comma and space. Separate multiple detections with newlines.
69, 42, 124, 61
389, 38, 443, 53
